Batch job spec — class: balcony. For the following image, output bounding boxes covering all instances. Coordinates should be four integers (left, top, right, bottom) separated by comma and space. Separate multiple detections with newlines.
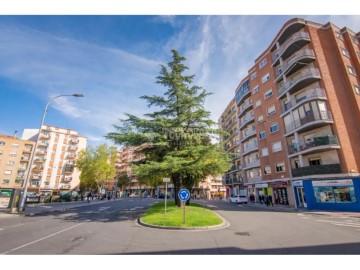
278, 68, 321, 99
223, 118, 238, 131
230, 152, 242, 160
32, 174, 42, 179
288, 135, 340, 157
237, 99, 253, 118
280, 88, 327, 115
68, 146, 78, 151
21, 156, 30, 161
38, 142, 49, 147
241, 128, 257, 143
66, 153, 77, 159
272, 31, 310, 66
23, 146, 33, 153
33, 166, 44, 171
235, 81, 251, 105
292, 163, 341, 177
39, 133, 51, 140
285, 111, 334, 136
242, 141, 258, 156
275, 49, 316, 82
239, 114, 255, 130
34, 158, 46, 163
62, 177, 73, 183
243, 160, 260, 170
69, 138, 79, 144
36, 150, 47, 155
64, 164, 74, 173
225, 177, 243, 185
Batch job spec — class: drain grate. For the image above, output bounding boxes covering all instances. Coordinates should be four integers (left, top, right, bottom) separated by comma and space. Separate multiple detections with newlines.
234, 232, 250, 236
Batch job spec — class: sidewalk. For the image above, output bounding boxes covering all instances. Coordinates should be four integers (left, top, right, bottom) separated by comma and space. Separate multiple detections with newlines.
0, 198, 116, 218
245, 202, 360, 218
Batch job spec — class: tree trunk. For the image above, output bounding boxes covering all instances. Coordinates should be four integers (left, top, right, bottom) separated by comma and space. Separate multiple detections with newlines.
172, 172, 182, 207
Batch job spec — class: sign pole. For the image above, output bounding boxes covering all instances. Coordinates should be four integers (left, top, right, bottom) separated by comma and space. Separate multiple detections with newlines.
178, 189, 190, 225
183, 201, 186, 224
165, 182, 167, 218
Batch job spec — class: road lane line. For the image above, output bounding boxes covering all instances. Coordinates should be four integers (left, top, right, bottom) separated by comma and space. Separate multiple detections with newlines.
1, 223, 84, 254
331, 223, 360, 228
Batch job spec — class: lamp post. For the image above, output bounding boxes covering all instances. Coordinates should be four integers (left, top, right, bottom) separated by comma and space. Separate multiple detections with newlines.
18, 94, 84, 212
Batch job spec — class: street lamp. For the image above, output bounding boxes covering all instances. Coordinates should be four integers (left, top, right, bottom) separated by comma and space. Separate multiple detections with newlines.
18, 94, 84, 212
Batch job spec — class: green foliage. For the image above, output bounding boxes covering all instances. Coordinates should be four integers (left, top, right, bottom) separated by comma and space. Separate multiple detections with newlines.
106, 50, 231, 206
141, 201, 222, 227
75, 144, 117, 192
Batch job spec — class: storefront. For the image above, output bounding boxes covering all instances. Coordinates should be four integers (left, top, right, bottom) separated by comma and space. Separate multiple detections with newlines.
270, 181, 289, 205
255, 183, 269, 203
293, 180, 307, 208
302, 178, 360, 211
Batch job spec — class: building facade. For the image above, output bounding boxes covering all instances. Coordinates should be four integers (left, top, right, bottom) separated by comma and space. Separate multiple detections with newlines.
221, 18, 360, 211
0, 134, 35, 190
22, 125, 87, 195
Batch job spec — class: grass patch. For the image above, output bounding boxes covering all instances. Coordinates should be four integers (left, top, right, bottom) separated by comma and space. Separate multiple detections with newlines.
141, 201, 222, 227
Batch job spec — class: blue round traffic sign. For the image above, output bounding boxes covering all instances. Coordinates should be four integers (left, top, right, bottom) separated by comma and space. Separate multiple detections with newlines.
178, 189, 190, 201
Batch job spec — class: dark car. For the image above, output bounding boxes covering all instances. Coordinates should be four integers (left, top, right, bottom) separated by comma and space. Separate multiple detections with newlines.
157, 193, 170, 199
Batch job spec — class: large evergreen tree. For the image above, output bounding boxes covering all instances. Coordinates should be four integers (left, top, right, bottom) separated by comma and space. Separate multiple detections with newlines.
106, 50, 230, 206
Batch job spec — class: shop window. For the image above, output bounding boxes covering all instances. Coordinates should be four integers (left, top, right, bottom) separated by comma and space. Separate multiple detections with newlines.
314, 186, 357, 203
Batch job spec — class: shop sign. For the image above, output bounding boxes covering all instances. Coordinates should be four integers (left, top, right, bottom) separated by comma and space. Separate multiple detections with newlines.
270, 181, 288, 188
245, 184, 254, 188
292, 180, 303, 187
255, 183, 268, 188
0, 189, 13, 208
312, 179, 353, 187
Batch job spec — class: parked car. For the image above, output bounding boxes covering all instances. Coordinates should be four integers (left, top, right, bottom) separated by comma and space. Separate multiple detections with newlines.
156, 193, 170, 199
230, 195, 248, 204
26, 192, 40, 203
129, 193, 139, 198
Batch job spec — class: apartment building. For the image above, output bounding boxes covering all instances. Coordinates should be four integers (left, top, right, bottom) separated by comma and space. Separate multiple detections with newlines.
221, 18, 360, 211
21, 125, 87, 194
116, 145, 154, 196
0, 134, 35, 189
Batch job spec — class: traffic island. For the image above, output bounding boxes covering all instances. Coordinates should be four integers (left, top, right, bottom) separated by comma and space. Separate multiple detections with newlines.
138, 201, 229, 230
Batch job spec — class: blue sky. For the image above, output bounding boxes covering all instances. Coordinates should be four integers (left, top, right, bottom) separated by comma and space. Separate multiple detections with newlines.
1, 12, 360, 147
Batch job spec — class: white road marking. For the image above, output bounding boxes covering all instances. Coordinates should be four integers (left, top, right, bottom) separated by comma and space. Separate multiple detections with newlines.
1, 223, 84, 255
331, 223, 360, 228
0, 228, 3, 231
98, 207, 111, 211
301, 217, 310, 219
9, 224, 24, 228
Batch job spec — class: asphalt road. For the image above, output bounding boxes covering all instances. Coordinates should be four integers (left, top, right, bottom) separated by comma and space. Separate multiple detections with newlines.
0, 198, 360, 254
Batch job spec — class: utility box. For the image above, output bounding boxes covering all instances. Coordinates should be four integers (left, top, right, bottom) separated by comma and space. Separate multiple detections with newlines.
0, 188, 22, 213
0, 188, 14, 209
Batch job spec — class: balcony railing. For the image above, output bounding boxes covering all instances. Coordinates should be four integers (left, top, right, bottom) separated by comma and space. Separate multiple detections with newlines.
238, 99, 253, 118
69, 138, 79, 144
36, 150, 47, 155
292, 163, 341, 177
243, 160, 260, 170
275, 49, 315, 80
239, 114, 255, 129
241, 128, 257, 142
243, 141, 258, 155
272, 31, 310, 64
288, 135, 339, 155
281, 88, 326, 114
68, 146, 78, 151
285, 110, 333, 134
278, 68, 321, 98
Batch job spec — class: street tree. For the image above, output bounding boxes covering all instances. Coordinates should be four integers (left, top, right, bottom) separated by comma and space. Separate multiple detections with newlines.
106, 50, 230, 206
75, 144, 117, 194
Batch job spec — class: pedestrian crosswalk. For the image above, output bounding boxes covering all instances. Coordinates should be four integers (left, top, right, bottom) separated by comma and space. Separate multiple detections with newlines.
297, 213, 360, 230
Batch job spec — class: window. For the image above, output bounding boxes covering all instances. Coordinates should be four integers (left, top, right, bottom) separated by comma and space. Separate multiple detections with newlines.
314, 185, 357, 203
2, 179, 10, 184
264, 89, 273, 99
348, 66, 356, 76
309, 157, 321, 166
6, 161, 15, 166
341, 48, 350, 57
259, 131, 266, 139
272, 141, 282, 152
4, 170, 12, 175
261, 147, 269, 157
9, 152, 17, 157
257, 115, 264, 123
0, 150, 3, 155
264, 165, 271, 175
251, 72, 257, 81
0, 141, 5, 145
355, 85, 360, 95
44, 182, 50, 185
270, 123, 279, 133
335, 31, 343, 40
276, 162, 286, 172
12, 143, 19, 148
255, 100, 261, 108
261, 73, 270, 84
352, 35, 359, 45
253, 85, 259, 94
267, 105, 276, 116
259, 58, 267, 69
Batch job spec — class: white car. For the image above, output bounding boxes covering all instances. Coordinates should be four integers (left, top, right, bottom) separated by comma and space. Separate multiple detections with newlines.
230, 195, 248, 204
